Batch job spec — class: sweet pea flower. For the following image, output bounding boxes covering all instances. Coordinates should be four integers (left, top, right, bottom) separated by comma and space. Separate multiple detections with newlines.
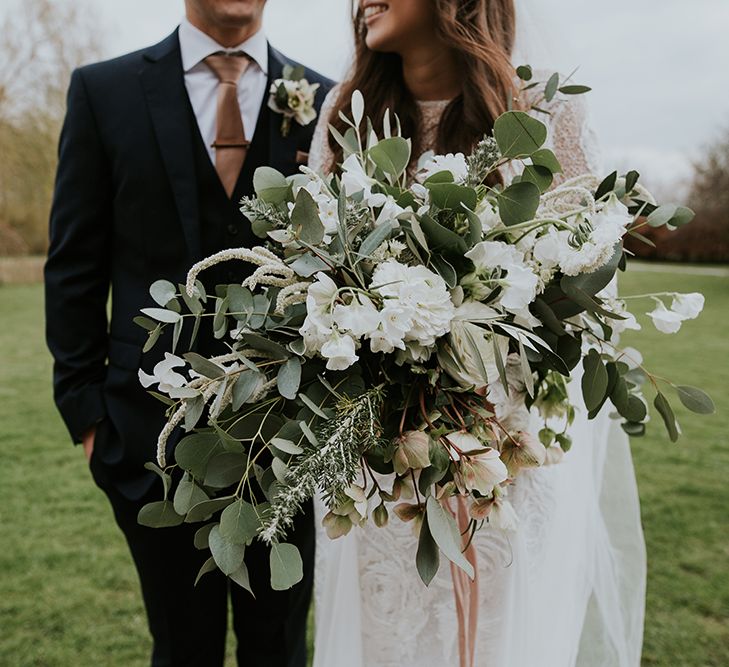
671, 292, 704, 320
320, 332, 359, 371
647, 301, 684, 334
138, 353, 188, 394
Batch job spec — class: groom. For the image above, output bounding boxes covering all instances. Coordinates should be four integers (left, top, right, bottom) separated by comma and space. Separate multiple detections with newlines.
44, 1, 332, 664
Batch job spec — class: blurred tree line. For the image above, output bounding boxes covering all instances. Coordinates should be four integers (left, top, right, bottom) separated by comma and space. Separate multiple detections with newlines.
0, 0, 101, 255
626, 128, 729, 263
0, 1, 726, 263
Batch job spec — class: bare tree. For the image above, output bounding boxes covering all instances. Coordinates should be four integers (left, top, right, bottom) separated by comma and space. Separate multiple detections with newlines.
0, 0, 103, 255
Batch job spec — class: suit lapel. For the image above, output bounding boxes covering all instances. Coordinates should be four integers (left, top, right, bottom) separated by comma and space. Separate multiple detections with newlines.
140, 30, 202, 262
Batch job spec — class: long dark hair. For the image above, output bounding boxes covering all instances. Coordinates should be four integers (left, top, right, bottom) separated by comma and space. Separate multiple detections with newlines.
328, 0, 518, 171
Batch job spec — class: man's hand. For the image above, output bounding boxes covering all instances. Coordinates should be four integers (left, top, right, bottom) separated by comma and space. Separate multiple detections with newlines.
81, 426, 96, 463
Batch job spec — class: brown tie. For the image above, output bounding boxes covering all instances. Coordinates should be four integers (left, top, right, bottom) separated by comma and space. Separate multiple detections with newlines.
204, 52, 251, 198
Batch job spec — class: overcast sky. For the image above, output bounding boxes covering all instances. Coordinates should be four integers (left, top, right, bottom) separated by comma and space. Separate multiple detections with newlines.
5, 0, 728, 192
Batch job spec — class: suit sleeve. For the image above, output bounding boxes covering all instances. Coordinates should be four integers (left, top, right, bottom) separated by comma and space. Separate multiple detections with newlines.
44, 67, 113, 443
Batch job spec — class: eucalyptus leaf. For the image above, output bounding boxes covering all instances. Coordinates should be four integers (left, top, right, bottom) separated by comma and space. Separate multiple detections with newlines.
137, 500, 184, 528
277, 357, 302, 400
150, 280, 177, 307
531, 148, 562, 173
675, 385, 715, 415
183, 352, 225, 379
220, 499, 260, 545
289, 253, 331, 278
497, 181, 540, 226
232, 370, 264, 410
144, 461, 172, 499
654, 392, 679, 442
174, 433, 225, 479
358, 220, 397, 260
240, 333, 289, 360
195, 556, 217, 586
368, 136, 411, 179
291, 187, 325, 245
493, 111, 547, 158
193, 523, 215, 550
141, 308, 181, 324
581, 349, 609, 413
558, 84, 592, 95
253, 167, 290, 204
227, 285, 254, 321
173, 473, 209, 515
544, 72, 560, 102
204, 452, 248, 488
133, 315, 158, 332
229, 561, 254, 595
209, 524, 246, 575
185, 496, 236, 523
270, 542, 304, 590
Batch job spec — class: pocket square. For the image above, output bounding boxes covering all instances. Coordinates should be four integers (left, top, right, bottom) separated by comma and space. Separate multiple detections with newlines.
296, 150, 309, 165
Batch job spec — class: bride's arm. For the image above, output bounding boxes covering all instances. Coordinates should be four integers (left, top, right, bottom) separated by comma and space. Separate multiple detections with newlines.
308, 85, 342, 174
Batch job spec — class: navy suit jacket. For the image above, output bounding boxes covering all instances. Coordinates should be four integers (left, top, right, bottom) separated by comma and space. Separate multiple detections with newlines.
45, 30, 334, 498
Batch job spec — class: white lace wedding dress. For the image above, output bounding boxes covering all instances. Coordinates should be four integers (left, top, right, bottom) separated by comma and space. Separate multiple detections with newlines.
307, 89, 646, 667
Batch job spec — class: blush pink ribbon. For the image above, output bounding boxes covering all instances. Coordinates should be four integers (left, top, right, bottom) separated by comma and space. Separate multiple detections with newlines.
449, 495, 479, 667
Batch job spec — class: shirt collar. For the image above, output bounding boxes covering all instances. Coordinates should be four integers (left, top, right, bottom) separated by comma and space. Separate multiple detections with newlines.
179, 17, 269, 75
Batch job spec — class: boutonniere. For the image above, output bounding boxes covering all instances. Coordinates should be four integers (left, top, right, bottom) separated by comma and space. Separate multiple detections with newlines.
268, 64, 320, 137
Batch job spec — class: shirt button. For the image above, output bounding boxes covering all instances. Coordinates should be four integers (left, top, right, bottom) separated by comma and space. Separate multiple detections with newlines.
227, 224, 239, 236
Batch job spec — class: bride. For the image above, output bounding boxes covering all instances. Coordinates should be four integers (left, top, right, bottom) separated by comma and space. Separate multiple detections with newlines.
308, 1, 646, 666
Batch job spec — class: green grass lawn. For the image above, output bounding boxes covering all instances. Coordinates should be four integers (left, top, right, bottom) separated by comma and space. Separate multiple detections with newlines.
0, 267, 727, 666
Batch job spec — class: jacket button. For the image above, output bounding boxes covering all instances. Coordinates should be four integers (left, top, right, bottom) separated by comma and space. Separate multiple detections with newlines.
227, 224, 238, 236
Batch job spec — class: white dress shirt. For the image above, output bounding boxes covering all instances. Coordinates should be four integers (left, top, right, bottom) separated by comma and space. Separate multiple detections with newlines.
178, 17, 269, 164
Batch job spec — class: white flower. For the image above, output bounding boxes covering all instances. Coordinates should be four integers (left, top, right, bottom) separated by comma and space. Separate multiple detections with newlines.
300, 272, 338, 353
373, 195, 407, 228
465, 241, 539, 318
489, 499, 519, 531
466, 240, 524, 270
476, 199, 502, 233
456, 447, 509, 495
370, 260, 455, 351
268, 77, 320, 126
647, 300, 684, 334
671, 292, 704, 320
320, 332, 359, 371
417, 152, 469, 184
499, 263, 540, 315
647, 292, 705, 334
138, 353, 188, 394
341, 154, 386, 207
332, 293, 381, 338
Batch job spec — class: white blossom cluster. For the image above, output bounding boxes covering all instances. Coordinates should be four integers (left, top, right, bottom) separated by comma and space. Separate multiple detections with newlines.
300, 261, 455, 371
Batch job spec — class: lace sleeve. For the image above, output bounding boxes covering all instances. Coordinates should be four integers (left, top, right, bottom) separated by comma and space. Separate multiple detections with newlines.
308, 85, 342, 175
547, 94, 603, 185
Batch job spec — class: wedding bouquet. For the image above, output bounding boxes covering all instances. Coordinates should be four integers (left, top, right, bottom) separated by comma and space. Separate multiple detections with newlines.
135, 81, 714, 591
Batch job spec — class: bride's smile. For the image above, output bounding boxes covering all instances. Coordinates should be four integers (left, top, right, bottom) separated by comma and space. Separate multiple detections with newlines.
362, 1, 389, 24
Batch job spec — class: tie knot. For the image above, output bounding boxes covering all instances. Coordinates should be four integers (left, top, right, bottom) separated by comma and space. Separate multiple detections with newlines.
204, 52, 251, 84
